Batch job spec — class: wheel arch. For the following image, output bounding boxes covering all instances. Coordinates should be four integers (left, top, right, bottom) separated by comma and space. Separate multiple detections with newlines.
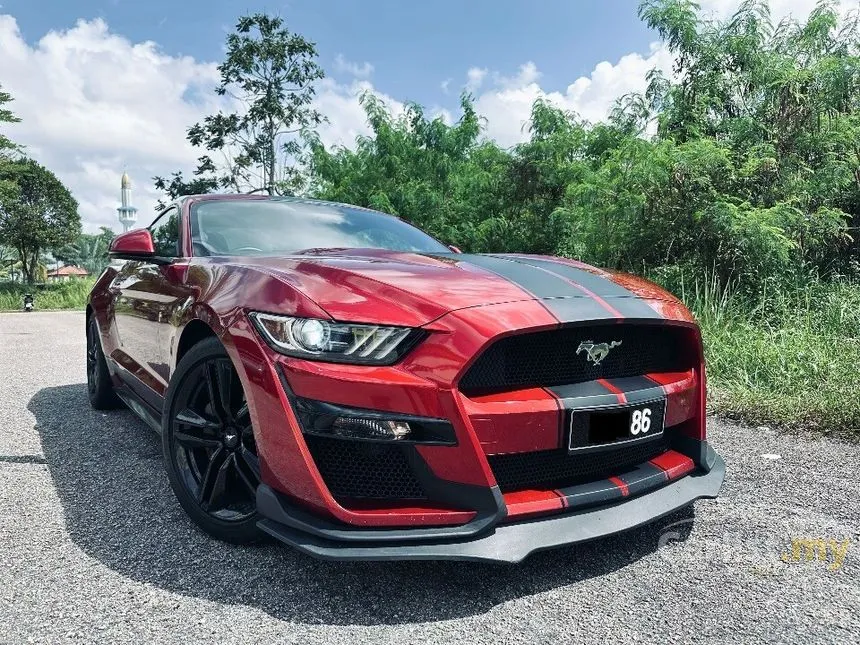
175, 318, 219, 367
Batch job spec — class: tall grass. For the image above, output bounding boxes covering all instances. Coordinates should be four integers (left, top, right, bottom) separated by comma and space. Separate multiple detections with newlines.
0, 278, 95, 311
675, 273, 860, 435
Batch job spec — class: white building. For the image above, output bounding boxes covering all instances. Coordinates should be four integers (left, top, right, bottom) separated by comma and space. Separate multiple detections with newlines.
116, 172, 138, 232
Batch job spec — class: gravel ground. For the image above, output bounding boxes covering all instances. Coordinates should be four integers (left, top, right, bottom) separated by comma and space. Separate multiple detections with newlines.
0, 311, 858, 644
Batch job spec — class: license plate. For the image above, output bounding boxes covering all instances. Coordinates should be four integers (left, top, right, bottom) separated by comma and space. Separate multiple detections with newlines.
568, 399, 666, 452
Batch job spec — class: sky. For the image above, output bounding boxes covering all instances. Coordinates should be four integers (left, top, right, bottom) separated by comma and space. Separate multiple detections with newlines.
0, 0, 857, 232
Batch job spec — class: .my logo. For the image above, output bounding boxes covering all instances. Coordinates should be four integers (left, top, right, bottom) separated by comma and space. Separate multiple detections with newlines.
781, 537, 851, 572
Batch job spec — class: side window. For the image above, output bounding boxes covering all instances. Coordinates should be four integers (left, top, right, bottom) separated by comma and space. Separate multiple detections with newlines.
149, 207, 181, 257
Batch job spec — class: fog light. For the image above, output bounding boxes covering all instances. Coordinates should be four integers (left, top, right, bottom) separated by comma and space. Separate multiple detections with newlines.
287, 389, 458, 445
332, 417, 412, 441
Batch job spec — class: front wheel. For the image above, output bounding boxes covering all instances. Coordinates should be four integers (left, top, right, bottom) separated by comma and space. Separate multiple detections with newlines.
161, 337, 263, 544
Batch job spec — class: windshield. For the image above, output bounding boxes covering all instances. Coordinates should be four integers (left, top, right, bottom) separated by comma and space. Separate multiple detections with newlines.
190, 198, 449, 256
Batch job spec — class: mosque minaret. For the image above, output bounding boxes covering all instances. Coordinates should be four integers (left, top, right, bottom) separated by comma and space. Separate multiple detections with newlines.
117, 172, 138, 232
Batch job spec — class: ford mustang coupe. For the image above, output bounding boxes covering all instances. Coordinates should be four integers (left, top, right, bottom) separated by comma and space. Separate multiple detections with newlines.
86, 194, 725, 562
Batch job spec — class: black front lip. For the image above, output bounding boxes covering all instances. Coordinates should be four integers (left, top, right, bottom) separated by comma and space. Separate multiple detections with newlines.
256, 450, 726, 563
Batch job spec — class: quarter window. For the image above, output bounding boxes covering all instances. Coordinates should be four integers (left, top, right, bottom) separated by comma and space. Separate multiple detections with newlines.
149, 207, 181, 257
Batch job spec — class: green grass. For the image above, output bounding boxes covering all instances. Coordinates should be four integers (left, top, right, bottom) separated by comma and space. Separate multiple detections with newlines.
0, 278, 96, 311
677, 274, 860, 436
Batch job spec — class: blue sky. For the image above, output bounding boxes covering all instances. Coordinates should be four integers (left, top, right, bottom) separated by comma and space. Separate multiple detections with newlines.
8, 0, 653, 110
0, 0, 841, 231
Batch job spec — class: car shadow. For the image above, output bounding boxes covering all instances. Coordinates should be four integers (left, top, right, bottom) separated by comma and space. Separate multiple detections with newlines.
29, 383, 695, 626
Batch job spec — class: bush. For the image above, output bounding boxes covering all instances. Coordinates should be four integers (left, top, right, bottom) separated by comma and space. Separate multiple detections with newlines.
0, 278, 95, 311
672, 273, 860, 435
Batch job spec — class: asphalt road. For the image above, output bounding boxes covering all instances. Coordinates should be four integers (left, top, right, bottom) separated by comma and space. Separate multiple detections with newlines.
1, 311, 858, 644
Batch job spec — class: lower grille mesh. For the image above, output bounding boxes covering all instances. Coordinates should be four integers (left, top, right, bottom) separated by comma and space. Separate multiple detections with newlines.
304, 435, 427, 500
488, 436, 670, 493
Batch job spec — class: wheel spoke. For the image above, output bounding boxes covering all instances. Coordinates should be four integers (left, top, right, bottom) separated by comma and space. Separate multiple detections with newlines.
197, 448, 230, 510
217, 359, 236, 420
234, 448, 260, 497
174, 430, 221, 450
175, 408, 219, 430
205, 359, 235, 424
204, 362, 227, 424
235, 402, 250, 428
174, 408, 220, 448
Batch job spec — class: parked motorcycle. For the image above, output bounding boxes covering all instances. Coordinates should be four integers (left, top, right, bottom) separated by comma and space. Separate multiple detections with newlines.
23, 294, 34, 312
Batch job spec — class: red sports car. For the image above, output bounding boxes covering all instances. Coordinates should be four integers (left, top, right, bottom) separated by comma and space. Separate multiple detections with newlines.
86, 194, 724, 562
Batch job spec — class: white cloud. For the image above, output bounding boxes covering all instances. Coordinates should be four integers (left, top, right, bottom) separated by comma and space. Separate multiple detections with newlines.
0, 15, 393, 232
333, 54, 374, 78
313, 78, 403, 150
471, 45, 673, 148
465, 67, 488, 92
0, 15, 221, 232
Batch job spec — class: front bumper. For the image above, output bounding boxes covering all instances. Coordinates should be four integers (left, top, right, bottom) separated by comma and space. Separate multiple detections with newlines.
256, 449, 725, 563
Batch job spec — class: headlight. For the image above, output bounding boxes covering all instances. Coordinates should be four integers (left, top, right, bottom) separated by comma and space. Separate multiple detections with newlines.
249, 312, 423, 365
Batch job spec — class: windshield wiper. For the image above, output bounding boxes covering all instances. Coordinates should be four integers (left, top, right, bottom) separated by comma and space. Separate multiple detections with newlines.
293, 247, 351, 255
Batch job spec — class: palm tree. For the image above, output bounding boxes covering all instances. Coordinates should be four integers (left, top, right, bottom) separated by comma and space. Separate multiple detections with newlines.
56, 231, 112, 275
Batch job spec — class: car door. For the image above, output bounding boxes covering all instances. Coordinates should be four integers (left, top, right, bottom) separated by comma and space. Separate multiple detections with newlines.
110, 206, 184, 404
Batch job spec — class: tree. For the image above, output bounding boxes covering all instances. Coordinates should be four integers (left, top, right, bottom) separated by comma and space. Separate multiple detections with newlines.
56, 227, 115, 275
153, 171, 218, 208
0, 83, 21, 157
0, 159, 80, 283
155, 13, 325, 201
308, 93, 492, 249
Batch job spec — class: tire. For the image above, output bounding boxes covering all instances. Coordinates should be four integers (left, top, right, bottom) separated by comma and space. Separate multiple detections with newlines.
161, 336, 263, 544
86, 316, 122, 410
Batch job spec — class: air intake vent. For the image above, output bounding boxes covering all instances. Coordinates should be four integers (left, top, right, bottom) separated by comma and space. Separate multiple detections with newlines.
460, 324, 691, 394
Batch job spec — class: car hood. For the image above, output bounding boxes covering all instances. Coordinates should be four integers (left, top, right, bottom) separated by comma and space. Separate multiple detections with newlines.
235, 249, 686, 328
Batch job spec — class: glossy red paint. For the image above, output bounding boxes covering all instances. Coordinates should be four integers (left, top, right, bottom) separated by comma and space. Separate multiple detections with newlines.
608, 476, 630, 497
109, 228, 155, 256
87, 194, 712, 532
649, 450, 696, 480
503, 489, 565, 519
597, 378, 628, 404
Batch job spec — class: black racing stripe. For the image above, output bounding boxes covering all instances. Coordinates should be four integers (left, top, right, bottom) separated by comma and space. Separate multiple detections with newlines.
498, 255, 664, 320
555, 479, 624, 509
616, 462, 668, 496
454, 254, 618, 322
541, 296, 619, 322
497, 255, 631, 297
548, 381, 618, 404
604, 376, 666, 405
456, 254, 586, 299
604, 297, 663, 320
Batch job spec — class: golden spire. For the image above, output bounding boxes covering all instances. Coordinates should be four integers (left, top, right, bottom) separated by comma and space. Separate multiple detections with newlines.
121, 172, 131, 189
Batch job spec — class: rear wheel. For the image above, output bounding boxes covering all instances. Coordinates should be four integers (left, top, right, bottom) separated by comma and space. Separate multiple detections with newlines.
86, 316, 122, 410
161, 337, 263, 544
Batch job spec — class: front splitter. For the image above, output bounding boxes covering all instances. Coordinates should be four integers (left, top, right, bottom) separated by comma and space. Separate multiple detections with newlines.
257, 454, 725, 563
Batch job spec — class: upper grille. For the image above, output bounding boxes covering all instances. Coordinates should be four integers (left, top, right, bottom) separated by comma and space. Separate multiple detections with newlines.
459, 324, 691, 394
488, 435, 669, 493
304, 435, 427, 501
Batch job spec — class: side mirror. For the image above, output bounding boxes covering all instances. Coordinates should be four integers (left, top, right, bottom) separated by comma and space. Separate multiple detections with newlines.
109, 229, 156, 261
447, 244, 463, 254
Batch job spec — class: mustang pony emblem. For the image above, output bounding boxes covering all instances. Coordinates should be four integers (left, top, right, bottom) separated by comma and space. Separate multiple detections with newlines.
576, 340, 622, 366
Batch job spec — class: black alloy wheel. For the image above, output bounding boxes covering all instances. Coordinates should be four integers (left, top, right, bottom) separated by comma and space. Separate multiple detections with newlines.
162, 337, 263, 543
86, 316, 122, 410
